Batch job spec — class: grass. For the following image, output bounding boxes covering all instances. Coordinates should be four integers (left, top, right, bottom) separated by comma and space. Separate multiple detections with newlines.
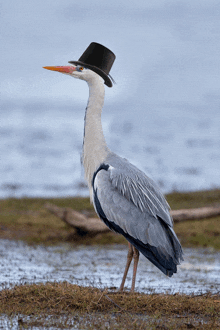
167, 189, 220, 209
0, 282, 219, 329
0, 189, 219, 249
0, 190, 220, 329
166, 189, 220, 250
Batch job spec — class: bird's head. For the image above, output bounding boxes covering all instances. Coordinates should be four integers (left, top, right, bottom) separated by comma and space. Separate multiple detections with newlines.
43, 65, 104, 85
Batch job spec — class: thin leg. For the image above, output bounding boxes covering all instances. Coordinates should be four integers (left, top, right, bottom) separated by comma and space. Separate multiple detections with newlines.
119, 242, 133, 291
131, 247, 140, 292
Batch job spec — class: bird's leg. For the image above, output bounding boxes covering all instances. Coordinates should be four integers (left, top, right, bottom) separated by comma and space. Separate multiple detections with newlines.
131, 247, 140, 292
119, 242, 133, 291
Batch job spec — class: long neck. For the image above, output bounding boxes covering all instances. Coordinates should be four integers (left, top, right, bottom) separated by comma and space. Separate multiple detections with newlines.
82, 76, 110, 191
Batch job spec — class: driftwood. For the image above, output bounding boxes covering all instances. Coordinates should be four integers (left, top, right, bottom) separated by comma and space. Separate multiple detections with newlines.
45, 203, 109, 235
45, 202, 220, 236
171, 205, 220, 222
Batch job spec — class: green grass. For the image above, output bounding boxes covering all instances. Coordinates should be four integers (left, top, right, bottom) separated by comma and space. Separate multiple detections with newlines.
0, 189, 219, 248
166, 189, 220, 210
166, 189, 220, 250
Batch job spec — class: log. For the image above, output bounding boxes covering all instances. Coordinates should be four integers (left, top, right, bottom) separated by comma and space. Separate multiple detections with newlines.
45, 203, 220, 235
171, 205, 220, 222
45, 203, 109, 235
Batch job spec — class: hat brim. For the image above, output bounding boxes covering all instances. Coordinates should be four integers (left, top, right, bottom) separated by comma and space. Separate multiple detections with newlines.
68, 61, 113, 87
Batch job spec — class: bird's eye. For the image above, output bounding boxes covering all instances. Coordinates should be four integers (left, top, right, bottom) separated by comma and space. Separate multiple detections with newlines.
76, 66, 84, 72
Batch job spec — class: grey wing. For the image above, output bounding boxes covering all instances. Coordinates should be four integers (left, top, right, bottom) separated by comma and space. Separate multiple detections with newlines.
109, 162, 173, 227
92, 160, 183, 276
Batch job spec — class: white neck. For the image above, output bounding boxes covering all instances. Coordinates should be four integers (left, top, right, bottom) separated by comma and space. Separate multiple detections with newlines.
82, 75, 110, 193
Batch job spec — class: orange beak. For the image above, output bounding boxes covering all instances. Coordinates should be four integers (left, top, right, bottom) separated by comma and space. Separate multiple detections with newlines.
43, 66, 76, 73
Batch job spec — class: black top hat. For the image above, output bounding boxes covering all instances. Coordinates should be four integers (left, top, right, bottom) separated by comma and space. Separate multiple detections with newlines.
69, 42, 115, 87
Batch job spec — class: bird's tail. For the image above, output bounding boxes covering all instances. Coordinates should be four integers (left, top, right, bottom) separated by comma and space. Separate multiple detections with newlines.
125, 220, 183, 277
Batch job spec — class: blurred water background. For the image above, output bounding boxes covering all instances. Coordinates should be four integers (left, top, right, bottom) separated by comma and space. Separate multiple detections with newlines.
1, 0, 220, 198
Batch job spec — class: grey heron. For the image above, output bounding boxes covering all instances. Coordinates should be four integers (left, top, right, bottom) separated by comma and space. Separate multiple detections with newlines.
44, 43, 183, 291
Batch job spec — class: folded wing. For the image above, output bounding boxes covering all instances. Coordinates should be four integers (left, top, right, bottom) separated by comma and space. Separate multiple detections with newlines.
92, 156, 183, 276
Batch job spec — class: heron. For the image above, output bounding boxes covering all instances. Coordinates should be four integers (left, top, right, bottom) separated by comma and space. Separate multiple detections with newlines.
44, 42, 183, 291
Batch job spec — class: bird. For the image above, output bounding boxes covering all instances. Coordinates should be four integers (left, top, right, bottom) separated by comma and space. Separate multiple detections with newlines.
43, 42, 183, 292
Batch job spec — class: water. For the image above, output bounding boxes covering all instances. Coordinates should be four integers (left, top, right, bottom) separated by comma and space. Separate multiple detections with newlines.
1, 99, 220, 198
0, 239, 219, 329
1, 0, 220, 198
0, 239, 219, 294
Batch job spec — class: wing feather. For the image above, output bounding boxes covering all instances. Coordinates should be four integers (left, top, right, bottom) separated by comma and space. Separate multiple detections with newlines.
108, 164, 173, 227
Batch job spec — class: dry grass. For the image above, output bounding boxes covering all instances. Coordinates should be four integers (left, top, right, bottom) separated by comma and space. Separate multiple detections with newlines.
0, 283, 219, 329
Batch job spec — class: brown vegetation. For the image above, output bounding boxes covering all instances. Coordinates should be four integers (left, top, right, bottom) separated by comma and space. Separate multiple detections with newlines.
0, 283, 219, 329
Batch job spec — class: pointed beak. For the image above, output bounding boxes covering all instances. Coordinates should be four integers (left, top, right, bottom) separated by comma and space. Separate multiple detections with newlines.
43, 66, 76, 73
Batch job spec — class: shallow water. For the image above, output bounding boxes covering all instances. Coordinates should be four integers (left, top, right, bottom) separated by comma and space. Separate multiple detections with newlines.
0, 239, 219, 294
